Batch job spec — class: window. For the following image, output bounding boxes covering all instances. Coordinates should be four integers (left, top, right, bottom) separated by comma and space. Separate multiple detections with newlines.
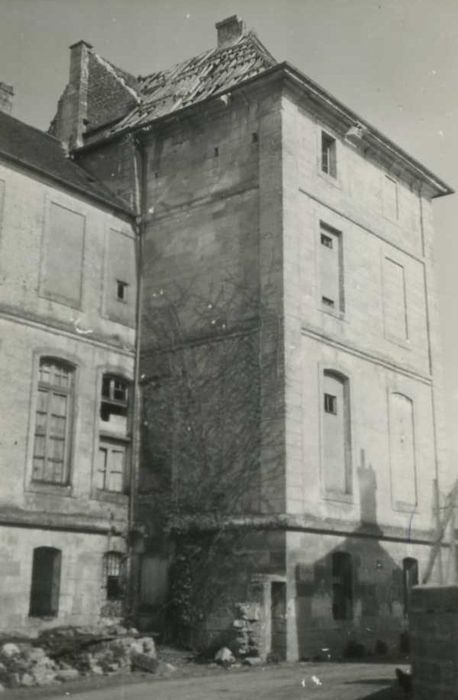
106, 229, 136, 326
324, 393, 337, 414
383, 258, 408, 341
389, 393, 417, 507
40, 202, 85, 307
319, 224, 343, 313
103, 551, 124, 601
321, 132, 337, 178
97, 374, 130, 493
402, 558, 418, 616
29, 547, 61, 617
322, 370, 352, 495
321, 233, 333, 248
97, 440, 126, 492
332, 552, 353, 620
32, 358, 74, 485
116, 280, 128, 302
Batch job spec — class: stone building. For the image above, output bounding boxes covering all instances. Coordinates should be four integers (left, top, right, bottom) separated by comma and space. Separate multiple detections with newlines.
48, 16, 452, 658
0, 83, 136, 632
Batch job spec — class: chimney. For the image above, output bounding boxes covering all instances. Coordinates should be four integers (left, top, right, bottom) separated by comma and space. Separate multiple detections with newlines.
0, 82, 14, 115
54, 40, 92, 149
215, 15, 246, 48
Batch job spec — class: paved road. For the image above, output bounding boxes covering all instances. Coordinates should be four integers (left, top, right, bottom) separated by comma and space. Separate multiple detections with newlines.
33, 663, 403, 700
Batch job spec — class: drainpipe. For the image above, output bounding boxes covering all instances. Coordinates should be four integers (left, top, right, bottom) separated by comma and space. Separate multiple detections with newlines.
126, 131, 148, 623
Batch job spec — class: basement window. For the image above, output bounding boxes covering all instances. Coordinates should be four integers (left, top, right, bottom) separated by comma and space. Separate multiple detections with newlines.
104, 551, 124, 601
116, 280, 128, 303
321, 132, 337, 178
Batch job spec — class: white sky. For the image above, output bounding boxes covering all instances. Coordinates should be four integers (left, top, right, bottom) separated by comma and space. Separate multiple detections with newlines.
1, 0, 458, 472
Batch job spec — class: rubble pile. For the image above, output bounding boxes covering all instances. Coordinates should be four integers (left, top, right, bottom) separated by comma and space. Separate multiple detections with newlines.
0, 625, 159, 689
232, 603, 262, 661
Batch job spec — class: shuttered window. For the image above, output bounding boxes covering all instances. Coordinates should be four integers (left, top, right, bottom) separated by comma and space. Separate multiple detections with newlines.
41, 203, 85, 307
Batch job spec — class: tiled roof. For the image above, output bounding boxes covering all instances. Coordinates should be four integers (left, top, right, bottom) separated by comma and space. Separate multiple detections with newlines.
86, 30, 276, 142
0, 110, 132, 214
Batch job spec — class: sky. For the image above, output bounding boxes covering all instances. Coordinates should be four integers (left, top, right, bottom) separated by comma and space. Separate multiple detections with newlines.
1, 0, 458, 470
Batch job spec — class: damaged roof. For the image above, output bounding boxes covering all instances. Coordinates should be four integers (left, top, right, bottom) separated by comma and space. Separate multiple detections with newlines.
86, 30, 276, 142
0, 110, 132, 215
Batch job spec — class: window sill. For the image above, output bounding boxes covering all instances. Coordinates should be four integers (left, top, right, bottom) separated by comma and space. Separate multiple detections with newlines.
320, 306, 346, 321
318, 169, 342, 190
385, 333, 411, 351
27, 482, 72, 497
322, 491, 353, 505
93, 489, 129, 505
99, 430, 131, 442
392, 501, 418, 514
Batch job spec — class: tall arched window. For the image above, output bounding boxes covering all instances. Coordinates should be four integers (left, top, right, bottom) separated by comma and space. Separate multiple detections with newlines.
322, 370, 352, 495
32, 358, 75, 485
389, 393, 417, 507
97, 374, 130, 493
29, 547, 62, 617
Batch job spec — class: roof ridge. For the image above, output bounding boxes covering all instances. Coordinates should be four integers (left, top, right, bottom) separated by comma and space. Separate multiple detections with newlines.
138, 29, 275, 85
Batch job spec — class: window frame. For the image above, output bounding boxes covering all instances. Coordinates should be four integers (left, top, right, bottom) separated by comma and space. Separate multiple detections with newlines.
29, 546, 62, 618
318, 222, 345, 318
103, 551, 125, 602
93, 369, 132, 500
31, 356, 76, 487
321, 131, 337, 178
320, 367, 353, 502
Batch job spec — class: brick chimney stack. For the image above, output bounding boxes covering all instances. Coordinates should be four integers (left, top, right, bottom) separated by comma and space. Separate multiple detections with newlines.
0, 82, 14, 115
215, 16, 246, 48
52, 40, 92, 149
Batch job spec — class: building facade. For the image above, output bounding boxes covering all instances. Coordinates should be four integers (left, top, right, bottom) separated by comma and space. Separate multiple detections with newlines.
46, 16, 452, 657
0, 86, 136, 633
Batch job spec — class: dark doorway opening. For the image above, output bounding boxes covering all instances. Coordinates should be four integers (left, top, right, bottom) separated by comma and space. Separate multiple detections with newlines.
29, 547, 61, 617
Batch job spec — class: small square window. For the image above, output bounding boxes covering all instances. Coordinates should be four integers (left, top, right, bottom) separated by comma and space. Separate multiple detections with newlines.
322, 296, 335, 308
116, 280, 128, 303
321, 132, 337, 178
321, 233, 333, 249
324, 393, 337, 414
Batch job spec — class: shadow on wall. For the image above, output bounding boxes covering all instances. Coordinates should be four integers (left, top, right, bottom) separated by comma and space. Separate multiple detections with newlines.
294, 450, 413, 660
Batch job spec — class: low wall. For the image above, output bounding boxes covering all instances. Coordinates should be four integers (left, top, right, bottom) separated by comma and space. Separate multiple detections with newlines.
410, 585, 458, 699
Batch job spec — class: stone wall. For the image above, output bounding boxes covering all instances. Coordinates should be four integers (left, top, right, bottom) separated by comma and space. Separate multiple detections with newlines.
410, 584, 458, 700
0, 155, 134, 633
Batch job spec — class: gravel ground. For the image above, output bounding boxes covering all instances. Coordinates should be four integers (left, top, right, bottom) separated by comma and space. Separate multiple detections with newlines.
1, 659, 408, 700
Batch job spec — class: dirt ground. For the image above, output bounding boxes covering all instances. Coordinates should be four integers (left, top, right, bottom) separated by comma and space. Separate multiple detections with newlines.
2, 660, 408, 700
